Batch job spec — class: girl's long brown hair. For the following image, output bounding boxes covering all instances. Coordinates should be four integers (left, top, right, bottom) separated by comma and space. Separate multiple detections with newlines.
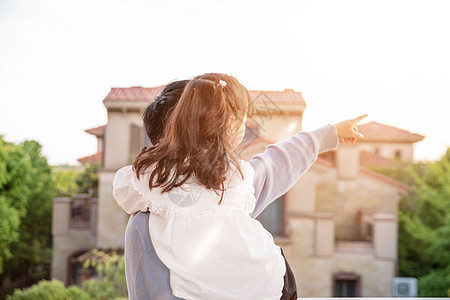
133, 73, 254, 203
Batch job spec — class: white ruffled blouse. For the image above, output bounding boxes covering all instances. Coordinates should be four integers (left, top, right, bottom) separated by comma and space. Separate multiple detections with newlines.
113, 159, 286, 300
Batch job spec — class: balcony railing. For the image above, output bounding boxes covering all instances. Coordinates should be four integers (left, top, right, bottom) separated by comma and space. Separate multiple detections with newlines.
335, 224, 373, 242
69, 195, 92, 228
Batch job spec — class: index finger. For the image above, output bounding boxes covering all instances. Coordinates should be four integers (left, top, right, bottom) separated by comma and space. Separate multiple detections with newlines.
353, 114, 368, 124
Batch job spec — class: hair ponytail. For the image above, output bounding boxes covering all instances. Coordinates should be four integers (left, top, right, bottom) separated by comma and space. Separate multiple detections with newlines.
133, 73, 254, 202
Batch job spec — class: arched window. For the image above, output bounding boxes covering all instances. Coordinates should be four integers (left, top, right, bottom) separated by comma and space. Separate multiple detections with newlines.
333, 273, 361, 296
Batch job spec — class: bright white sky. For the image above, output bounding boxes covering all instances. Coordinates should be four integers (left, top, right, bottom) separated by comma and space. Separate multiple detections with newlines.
1, 0, 449, 165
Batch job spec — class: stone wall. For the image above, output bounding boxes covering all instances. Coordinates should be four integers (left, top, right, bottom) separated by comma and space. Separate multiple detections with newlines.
96, 170, 128, 249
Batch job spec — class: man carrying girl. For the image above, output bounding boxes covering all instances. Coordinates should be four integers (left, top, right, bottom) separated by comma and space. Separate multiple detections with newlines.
114, 73, 366, 300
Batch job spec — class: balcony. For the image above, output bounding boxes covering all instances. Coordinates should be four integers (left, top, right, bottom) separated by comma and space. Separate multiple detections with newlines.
52, 195, 98, 236
51, 195, 98, 286
335, 224, 373, 242
295, 212, 397, 259
70, 195, 93, 229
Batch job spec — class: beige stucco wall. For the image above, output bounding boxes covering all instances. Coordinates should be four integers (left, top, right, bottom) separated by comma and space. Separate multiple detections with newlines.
281, 214, 396, 297
332, 252, 395, 296
103, 111, 143, 169
336, 144, 360, 179
96, 170, 128, 249
97, 109, 144, 249
287, 171, 320, 213
51, 198, 96, 285
373, 214, 398, 260
281, 157, 403, 296
52, 231, 97, 285
359, 142, 414, 162
281, 216, 337, 297
315, 174, 401, 226
98, 137, 104, 152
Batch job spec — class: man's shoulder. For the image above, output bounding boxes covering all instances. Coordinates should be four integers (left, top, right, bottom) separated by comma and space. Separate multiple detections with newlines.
130, 211, 150, 227
126, 212, 150, 242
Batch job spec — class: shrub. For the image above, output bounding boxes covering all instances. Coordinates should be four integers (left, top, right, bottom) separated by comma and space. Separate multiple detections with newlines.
418, 268, 450, 297
7, 280, 90, 300
81, 250, 127, 300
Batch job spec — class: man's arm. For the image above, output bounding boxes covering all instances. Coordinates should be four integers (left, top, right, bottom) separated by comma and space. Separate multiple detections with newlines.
249, 124, 339, 218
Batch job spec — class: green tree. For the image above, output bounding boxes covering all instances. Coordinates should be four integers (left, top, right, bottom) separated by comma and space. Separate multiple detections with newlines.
51, 166, 79, 197
368, 160, 427, 186
75, 163, 100, 197
0, 139, 57, 298
0, 137, 31, 274
6, 280, 90, 300
397, 148, 450, 296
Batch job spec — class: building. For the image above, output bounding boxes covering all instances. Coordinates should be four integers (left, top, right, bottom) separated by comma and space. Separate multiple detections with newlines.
51, 85, 424, 296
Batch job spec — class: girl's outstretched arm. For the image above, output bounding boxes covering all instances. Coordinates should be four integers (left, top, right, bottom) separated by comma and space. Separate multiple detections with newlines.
249, 115, 367, 218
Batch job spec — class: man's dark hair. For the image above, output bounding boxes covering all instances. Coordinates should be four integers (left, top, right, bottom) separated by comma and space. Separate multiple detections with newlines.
143, 80, 190, 145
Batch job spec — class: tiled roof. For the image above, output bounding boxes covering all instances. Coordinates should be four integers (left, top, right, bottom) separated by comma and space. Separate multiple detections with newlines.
85, 125, 105, 137
358, 122, 424, 143
77, 151, 102, 164
103, 85, 305, 105
319, 150, 396, 167
360, 168, 409, 191
315, 154, 408, 191
103, 86, 165, 102
248, 89, 305, 105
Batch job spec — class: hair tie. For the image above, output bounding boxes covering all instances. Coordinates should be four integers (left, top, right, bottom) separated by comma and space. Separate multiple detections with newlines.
218, 80, 227, 89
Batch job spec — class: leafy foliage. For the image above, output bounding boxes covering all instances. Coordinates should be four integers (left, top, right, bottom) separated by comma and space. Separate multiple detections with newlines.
51, 166, 79, 197
417, 267, 450, 297
368, 160, 427, 186
5, 141, 55, 269
81, 250, 127, 300
0, 137, 103, 299
75, 163, 100, 197
7, 251, 127, 300
6, 280, 90, 300
0, 137, 32, 274
0, 138, 58, 299
393, 148, 450, 296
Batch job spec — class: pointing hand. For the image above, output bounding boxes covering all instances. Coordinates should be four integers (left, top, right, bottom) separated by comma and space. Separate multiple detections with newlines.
334, 114, 368, 144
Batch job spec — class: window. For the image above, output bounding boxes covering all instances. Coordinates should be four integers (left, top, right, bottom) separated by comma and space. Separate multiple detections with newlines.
256, 195, 286, 237
394, 150, 402, 160
68, 250, 95, 286
333, 273, 361, 297
129, 125, 152, 163
129, 124, 141, 162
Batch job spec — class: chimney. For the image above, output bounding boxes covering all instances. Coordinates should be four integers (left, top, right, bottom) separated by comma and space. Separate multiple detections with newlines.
336, 143, 360, 179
